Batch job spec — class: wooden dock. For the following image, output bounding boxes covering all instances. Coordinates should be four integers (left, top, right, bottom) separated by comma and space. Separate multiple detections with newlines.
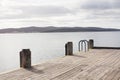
0, 49, 120, 80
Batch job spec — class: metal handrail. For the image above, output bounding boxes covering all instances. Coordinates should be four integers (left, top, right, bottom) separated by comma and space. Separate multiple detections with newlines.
78, 40, 89, 52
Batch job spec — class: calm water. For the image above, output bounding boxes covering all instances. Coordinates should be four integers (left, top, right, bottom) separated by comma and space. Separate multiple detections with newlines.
0, 31, 120, 73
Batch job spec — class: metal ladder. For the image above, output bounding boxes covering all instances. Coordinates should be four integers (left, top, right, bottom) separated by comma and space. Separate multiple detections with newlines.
78, 40, 89, 52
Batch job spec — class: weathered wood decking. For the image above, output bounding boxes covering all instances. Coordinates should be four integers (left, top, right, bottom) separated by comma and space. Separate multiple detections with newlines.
0, 49, 120, 80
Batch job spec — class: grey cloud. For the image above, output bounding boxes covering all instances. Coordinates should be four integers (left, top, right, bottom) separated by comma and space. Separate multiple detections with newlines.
80, 0, 120, 10
81, 2, 111, 9
113, 0, 120, 9
0, 5, 72, 19
75, 0, 120, 21
84, 9, 120, 21
20, 6, 71, 16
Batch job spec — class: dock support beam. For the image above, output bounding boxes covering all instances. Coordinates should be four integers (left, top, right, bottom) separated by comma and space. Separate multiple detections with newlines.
20, 49, 31, 68
65, 42, 73, 55
89, 39, 94, 49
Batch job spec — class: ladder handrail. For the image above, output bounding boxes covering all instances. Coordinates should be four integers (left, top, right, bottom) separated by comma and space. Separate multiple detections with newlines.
78, 40, 89, 52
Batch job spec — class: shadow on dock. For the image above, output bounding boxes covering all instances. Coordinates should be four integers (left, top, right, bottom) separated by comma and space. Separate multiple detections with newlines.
26, 67, 44, 74
93, 47, 120, 49
73, 54, 86, 58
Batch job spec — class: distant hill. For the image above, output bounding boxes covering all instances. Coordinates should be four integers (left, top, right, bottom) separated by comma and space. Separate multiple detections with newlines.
0, 26, 120, 33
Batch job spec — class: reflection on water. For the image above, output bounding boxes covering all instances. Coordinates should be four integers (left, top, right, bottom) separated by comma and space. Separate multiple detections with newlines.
0, 31, 120, 73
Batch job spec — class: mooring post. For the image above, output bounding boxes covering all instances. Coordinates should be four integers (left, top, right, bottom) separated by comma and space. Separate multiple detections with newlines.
89, 39, 94, 49
65, 42, 73, 55
20, 49, 31, 68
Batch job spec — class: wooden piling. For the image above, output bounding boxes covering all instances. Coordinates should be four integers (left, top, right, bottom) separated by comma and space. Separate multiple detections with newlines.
65, 42, 73, 55
89, 39, 94, 49
20, 49, 31, 68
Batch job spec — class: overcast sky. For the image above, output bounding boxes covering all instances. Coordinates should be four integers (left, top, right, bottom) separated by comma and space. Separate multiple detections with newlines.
0, 0, 120, 29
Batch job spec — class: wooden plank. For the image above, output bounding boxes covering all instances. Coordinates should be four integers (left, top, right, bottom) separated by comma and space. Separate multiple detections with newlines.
0, 49, 120, 80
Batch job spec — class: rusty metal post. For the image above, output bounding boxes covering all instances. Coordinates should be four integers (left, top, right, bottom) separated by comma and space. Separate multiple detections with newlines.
89, 39, 94, 49
20, 49, 31, 68
65, 42, 73, 55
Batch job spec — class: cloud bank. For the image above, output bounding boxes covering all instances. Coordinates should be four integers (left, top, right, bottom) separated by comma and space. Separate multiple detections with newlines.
0, 0, 119, 29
